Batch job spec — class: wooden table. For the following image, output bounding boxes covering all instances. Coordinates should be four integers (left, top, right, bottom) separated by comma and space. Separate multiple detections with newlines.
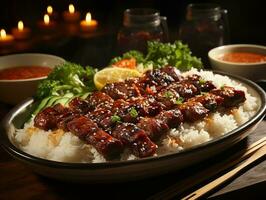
0, 103, 265, 200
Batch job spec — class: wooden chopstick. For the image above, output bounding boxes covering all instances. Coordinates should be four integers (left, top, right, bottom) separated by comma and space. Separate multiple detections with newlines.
182, 145, 266, 200
148, 137, 266, 200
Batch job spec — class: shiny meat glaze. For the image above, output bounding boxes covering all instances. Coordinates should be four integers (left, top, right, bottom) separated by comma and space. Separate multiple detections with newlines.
112, 123, 157, 157
34, 67, 246, 159
67, 116, 123, 159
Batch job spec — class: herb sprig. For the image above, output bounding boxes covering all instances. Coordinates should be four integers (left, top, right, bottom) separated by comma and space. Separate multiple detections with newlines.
110, 41, 203, 71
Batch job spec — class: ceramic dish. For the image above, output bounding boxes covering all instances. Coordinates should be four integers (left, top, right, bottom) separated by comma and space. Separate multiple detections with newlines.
0, 53, 65, 105
0, 71, 265, 183
208, 44, 266, 81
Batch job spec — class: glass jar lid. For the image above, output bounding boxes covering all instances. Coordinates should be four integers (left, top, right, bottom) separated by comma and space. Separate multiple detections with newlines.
123, 8, 161, 27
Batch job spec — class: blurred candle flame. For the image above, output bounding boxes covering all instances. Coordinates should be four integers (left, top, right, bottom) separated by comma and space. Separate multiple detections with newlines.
47, 5, 53, 15
44, 14, 50, 25
0, 29, 6, 38
85, 12, 91, 23
18, 21, 24, 31
69, 4, 75, 14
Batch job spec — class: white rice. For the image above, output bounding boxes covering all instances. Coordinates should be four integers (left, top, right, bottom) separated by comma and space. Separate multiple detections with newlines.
11, 69, 260, 163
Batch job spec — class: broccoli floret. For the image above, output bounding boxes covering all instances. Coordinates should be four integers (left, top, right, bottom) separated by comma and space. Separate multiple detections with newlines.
35, 62, 96, 99
36, 80, 60, 99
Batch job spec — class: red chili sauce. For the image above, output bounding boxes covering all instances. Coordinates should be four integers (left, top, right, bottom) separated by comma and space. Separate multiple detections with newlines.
219, 52, 266, 63
0, 66, 52, 80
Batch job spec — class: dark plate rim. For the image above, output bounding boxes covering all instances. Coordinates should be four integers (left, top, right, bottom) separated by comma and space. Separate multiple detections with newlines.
0, 70, 265, 170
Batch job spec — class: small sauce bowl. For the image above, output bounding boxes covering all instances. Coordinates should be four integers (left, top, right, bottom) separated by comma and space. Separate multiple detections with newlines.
0, 53, 65, 105
208, 44, 266, 81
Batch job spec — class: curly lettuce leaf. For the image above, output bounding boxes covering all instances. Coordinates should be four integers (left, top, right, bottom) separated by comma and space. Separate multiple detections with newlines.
145, 41, 203, 70
110, 41, 203, 71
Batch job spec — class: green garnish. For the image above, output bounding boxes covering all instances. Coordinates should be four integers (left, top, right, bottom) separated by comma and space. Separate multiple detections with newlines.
109, 40, 203, 71
111, 115, 121, 123
199, 78, 206, 85
129, 107, 138, 118
175, 97, 184, 105
221, 84, 226, 90
36, 62, 96, 99
110, 50, 145, 64
144, 41, 203, 70
164, 91, 174, 99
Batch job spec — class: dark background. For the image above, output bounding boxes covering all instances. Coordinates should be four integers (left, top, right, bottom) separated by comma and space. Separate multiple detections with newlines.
0, 0, 265, 67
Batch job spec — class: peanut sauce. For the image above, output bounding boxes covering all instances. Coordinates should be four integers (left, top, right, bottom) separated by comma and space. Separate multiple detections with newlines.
219, 52, 266, 63
0, 66, 52, 80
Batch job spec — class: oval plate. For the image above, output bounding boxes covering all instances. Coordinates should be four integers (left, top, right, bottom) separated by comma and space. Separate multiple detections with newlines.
0, 71, 265, 183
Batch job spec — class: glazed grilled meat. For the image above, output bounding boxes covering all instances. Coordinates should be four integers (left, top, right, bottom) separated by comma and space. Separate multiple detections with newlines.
168, 82, 200, 100
102, 82, 139, 100
156, 109, 184, 128
137, 117, 169, 140
86, 91, 113, 109
34, 107, 59, 131
178, 101, 209, 122
211, 86, 246, 107
160, 66, 182, 82
53, 104, 79, 131
142, 68, 176, 89
126, 96, 163, 116
112, 123, 157, 157
185, 74, 216, 92
68, 97, 91, 114
34, 67, 246, 159
188, 93, 224, 112
155, 88, 180, 110
67, 116, 124, 159
137, 109, 183, 140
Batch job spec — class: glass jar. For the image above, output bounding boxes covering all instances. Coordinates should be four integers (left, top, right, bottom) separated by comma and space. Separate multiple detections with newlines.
179, 4, 229, 67
117, 8, 168, 54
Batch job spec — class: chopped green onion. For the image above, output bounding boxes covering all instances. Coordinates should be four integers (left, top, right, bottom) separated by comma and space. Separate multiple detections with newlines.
175, 97, 184, 105
164, 91, 174, 99
199, 78, 206, 85
129, 107, 138, 118
111, 115, 121, 123
221, 84, 225, 90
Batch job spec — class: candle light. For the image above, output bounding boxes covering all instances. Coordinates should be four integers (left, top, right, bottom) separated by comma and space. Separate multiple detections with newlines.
80, 12, 98, 32
69, 4, 75, 13
63, 4, 80, 22
44, 14, 50, 25
38, 14, 56, 31
47, 5, 53, 15
18, 21, 23, 30
46, 5, 58, 20
0, 29, 14, 46
11, 21, 31, 40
